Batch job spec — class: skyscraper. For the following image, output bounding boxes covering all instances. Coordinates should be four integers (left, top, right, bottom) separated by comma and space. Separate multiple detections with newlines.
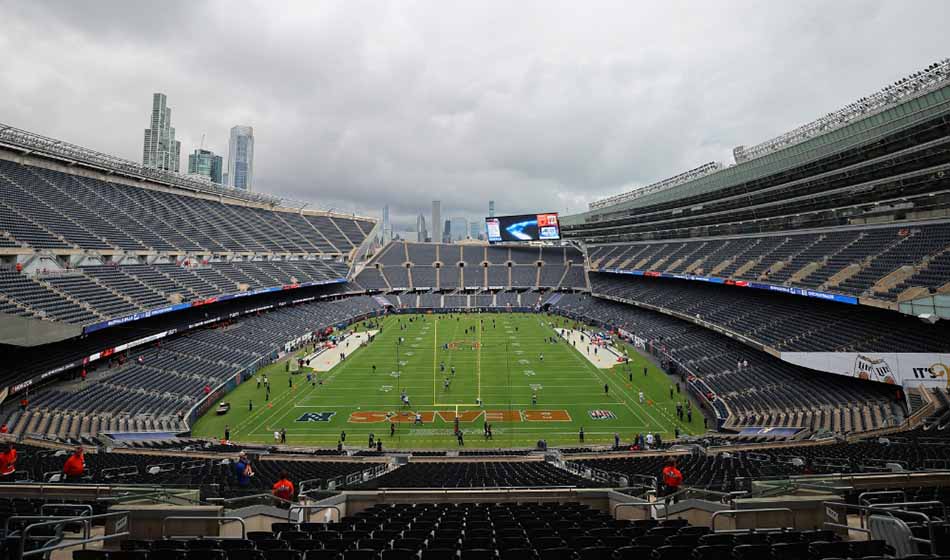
416, 214, 428, 243
469, 221, 481, 240
450, 217, 468, 242
142, 93, 181, 172
187, 148, 223, 184
489, 200, 495, 218
381, 205, 392, 243
431, 201, 441, 245
227, 125, 255, 191
443, 219, 452, 244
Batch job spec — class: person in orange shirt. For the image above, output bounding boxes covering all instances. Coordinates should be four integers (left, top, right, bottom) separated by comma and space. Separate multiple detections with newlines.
0, 424, 8, 434
63, 447, 85, 481
661, 458, 683, 503
0, 443, 16, 477
272, 471, 295, 507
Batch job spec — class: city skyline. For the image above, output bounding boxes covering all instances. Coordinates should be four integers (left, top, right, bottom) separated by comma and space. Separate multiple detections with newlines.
187, 147, 223, 184
142, 93, 180, 172
227, 125, 254, 191
6, 3, 948, 225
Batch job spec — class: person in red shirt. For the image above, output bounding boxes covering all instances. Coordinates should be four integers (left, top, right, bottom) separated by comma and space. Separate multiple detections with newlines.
272, 471, 295, 507
0, 424, 8, 434
63, 447, 85, 481
661, 458, 683, 503
0, 443, 16, 476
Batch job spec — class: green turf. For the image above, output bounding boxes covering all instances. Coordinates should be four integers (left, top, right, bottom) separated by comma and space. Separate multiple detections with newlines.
191, 312, 703, 448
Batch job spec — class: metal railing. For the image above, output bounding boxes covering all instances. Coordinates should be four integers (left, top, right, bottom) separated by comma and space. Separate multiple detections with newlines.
612, 501, 665, 520
823, 500, 941, 554
711, 508, 796, 532
15, 511, 130, 558
289, 504, 341, 523
206, 493, 295, 509
161, 516, 246, 539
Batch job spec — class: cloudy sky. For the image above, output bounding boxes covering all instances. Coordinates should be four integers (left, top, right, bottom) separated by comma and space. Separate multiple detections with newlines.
2, 1, 949, 229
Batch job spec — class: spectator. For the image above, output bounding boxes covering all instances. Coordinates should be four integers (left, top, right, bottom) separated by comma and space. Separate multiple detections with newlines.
272, 470, 295, 505
63, 447, 85, 481
0, 443, 16, 477
0, 424, 7, 434
662, 458, 683, 502
280, 428, 287, 444
234, 452, 254, 487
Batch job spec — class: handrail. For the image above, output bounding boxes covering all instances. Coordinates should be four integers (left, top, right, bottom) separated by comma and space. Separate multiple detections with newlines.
39, 503, 93, 518
824, 501, 938, 553
858, 490, 907, 527
19, 511, 130, 558
289, 504, 341, 523
206, 493, 295, 508
711, 508, 795, 532
102, 465, 140, 479
161, 515, 246, 539
612, 502, 663, 520
5, 515, 73, 537
870, 500, 947, 523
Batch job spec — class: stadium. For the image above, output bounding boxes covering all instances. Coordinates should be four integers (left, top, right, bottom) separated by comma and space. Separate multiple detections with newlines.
2, 12, 950, 560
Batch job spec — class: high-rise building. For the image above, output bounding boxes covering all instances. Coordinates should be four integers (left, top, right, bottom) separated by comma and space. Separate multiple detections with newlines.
489, 200, 495, 217
431, 201, 441, 245
381, 205, 392, 243
416, 214, 428, 243
187, 148, 223, 184
443, 219, 452, 244
227, 125, 255, 191
142, 93, 181, 172
469, 221, 481, 240
450, 217, 468, 241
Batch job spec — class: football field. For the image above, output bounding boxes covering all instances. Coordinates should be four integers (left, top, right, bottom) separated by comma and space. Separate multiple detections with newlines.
192, 312, 703, 449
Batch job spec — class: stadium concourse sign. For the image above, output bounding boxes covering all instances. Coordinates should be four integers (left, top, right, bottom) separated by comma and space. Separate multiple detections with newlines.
81, 278, 347, 334
598, 268, 859, 305
780, 352, 950, 389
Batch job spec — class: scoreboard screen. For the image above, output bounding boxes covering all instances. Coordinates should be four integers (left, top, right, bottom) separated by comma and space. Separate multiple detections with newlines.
485, 213, 560, 243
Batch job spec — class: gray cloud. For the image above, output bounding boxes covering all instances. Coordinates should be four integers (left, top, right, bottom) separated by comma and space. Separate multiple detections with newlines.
2, 0, 949, 228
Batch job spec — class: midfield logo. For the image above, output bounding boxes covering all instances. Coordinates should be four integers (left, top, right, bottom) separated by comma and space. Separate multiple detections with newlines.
296, 412, 336, 422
